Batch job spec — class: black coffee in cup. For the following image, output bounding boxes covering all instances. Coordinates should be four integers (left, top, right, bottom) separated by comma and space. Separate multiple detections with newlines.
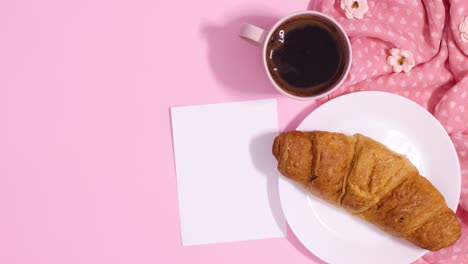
266, 15, 350, 97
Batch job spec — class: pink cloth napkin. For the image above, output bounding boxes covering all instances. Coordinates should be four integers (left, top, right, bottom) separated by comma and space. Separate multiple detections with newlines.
309, 0, 468, 262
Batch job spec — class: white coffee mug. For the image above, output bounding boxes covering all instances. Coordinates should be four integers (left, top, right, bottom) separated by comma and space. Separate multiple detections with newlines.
240, 11, 352, 100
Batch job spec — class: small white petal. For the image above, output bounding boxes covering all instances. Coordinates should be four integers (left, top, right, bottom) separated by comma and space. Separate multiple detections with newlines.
345, 9, 355, 19
462, 32, 468, 43
407, 57, 416, 68
340, 0, 347, 9
354, 12, 364, 19
400, 50, 413, 58
387, 56, 397, 66
390, 48, 400, 56
393, 65, 403, 73
402, 65, 412, 73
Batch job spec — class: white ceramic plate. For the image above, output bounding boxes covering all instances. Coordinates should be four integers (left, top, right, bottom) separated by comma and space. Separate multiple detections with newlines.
279, 91, 461, 264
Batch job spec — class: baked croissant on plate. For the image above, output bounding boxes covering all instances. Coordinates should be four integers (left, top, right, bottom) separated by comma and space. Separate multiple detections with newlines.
272, 130, 461, 251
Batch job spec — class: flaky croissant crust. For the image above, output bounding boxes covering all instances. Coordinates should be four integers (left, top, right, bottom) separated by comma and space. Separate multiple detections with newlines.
273, 131, 460, 251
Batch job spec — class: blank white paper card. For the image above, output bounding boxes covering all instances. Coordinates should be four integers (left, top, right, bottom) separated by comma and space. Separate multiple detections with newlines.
171, 99, 286, 246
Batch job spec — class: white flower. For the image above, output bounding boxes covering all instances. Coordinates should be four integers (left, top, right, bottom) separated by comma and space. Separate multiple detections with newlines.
386, 48, 416, 73
340, 0, 369, 19
459, 16, 468, 43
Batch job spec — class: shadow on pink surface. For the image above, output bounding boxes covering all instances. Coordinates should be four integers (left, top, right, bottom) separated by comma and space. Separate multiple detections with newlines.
201, 14, 279, 96
458, 207, 468, 226
286, 225, 326, 264
282, 101, 320, 132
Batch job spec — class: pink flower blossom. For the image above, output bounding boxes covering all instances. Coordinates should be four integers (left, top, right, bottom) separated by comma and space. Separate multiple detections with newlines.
459, 16, 468, 43
387, 48, 416, 73
340, 0, 369, 19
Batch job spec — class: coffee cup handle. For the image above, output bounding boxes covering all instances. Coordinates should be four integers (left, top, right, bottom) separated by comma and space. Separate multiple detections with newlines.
239, 24, 267, 47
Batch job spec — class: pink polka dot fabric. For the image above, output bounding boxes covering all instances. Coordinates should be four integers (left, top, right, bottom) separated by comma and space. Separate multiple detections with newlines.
310, 0, 468, 262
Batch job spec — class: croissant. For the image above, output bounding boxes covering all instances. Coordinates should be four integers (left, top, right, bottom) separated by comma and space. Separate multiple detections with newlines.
272, 131, 461, 251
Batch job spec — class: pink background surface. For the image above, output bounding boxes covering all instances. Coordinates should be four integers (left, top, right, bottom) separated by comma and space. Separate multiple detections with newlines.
0, 0, 326, 263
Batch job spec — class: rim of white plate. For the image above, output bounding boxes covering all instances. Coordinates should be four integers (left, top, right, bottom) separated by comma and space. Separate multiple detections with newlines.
279, 91, 461, 264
